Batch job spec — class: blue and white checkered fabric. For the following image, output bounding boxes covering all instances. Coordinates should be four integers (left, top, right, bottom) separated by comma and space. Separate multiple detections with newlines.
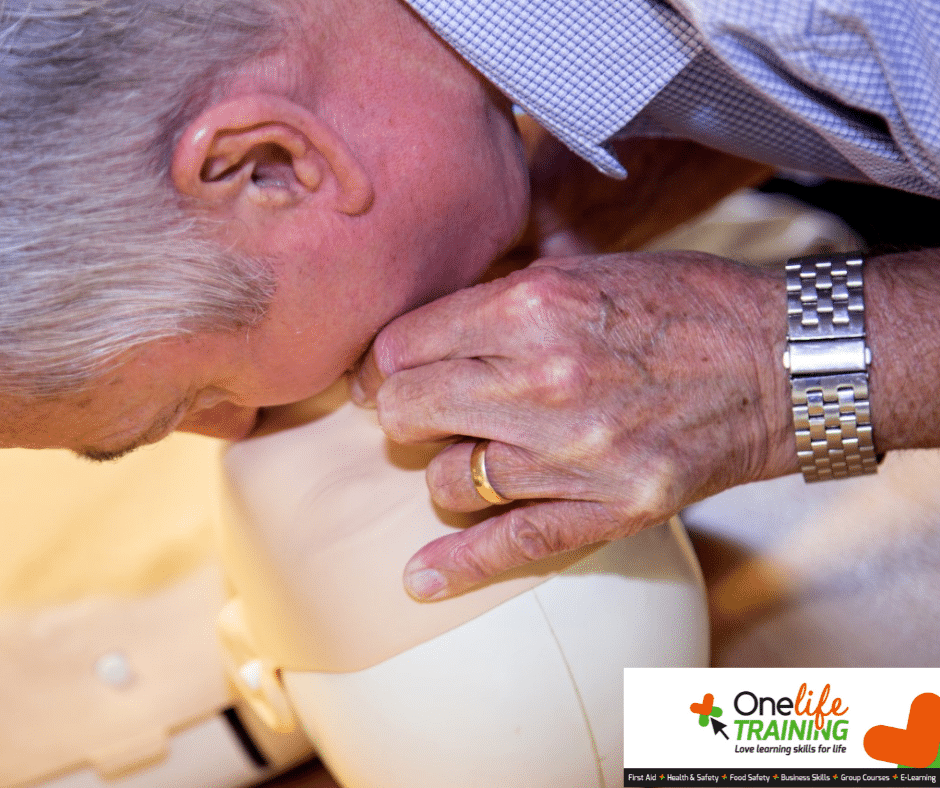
405, 0, 940, 197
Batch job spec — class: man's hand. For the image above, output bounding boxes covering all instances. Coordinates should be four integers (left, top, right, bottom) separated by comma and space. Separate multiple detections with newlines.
353, 252, 799, 600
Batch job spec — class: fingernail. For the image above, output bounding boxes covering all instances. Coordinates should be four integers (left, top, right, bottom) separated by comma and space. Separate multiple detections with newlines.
349, 377, 374, 408
405, 568, 448, 601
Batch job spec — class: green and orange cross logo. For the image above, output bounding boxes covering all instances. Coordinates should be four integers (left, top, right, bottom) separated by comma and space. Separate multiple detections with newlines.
690, 693, 729, 739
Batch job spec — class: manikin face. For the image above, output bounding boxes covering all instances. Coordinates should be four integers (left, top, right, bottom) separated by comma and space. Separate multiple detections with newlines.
0, 72, 528, 458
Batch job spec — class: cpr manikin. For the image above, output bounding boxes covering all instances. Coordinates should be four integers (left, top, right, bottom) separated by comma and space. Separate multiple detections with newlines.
217, 380, 709, 788
0, 433, 313, 788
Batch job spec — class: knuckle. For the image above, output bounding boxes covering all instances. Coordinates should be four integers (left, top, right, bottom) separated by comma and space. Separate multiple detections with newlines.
620, 455, 678, 522
529, 355, 590, 402
448, 539, 500, 583
504, 509, 564, 563
502, 266, 616, 331
556, 419, 615, 464
500, 266, 572, 324
426, 458, 466, 509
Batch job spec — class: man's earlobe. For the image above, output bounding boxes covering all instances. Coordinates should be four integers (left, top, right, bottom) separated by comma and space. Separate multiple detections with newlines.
171, 95, 373, 215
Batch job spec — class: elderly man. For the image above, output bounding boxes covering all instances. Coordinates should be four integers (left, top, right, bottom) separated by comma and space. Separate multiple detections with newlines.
1, 0, 531, 453
3, 0, 939, 602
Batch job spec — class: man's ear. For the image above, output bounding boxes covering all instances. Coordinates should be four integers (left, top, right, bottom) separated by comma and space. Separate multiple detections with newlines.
171, 95, 373, 216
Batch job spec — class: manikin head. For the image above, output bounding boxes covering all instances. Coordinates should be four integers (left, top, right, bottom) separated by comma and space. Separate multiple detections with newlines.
0, 0, 528, 458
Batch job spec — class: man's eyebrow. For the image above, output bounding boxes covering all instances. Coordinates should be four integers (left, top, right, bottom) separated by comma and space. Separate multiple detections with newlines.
76, 441, 148, 463
74, 398, 190, 463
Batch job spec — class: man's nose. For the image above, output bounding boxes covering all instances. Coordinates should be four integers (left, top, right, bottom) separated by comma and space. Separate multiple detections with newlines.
175, 402, 259, 440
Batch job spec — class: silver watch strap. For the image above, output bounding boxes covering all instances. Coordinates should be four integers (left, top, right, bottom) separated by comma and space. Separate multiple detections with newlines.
783, 253, 878, 482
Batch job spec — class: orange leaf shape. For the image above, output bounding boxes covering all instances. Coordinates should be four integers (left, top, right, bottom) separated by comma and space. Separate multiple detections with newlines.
864, 693, 940, 767
690, 693, 715, 716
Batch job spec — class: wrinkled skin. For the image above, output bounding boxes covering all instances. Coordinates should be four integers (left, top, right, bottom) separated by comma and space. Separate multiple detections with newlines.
354, 251, 799, 600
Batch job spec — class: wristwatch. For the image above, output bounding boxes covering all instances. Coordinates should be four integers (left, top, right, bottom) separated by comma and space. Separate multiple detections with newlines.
782, 253, 878, 482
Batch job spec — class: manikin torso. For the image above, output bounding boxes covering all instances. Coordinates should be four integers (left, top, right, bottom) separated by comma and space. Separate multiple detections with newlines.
217, 379, 709, 788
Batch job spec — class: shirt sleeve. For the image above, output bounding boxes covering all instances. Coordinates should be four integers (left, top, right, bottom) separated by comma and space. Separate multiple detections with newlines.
659, 0, 940, 197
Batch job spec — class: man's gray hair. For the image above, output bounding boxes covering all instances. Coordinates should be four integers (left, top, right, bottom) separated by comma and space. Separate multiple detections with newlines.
0, 0, 283, 398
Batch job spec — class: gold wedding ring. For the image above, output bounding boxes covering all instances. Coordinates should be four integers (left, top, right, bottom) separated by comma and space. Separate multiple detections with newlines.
470, 440, 512, 505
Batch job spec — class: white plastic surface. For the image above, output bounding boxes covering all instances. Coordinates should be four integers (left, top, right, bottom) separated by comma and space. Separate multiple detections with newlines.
282, 522, 708, 788
533, 524, 709, 784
